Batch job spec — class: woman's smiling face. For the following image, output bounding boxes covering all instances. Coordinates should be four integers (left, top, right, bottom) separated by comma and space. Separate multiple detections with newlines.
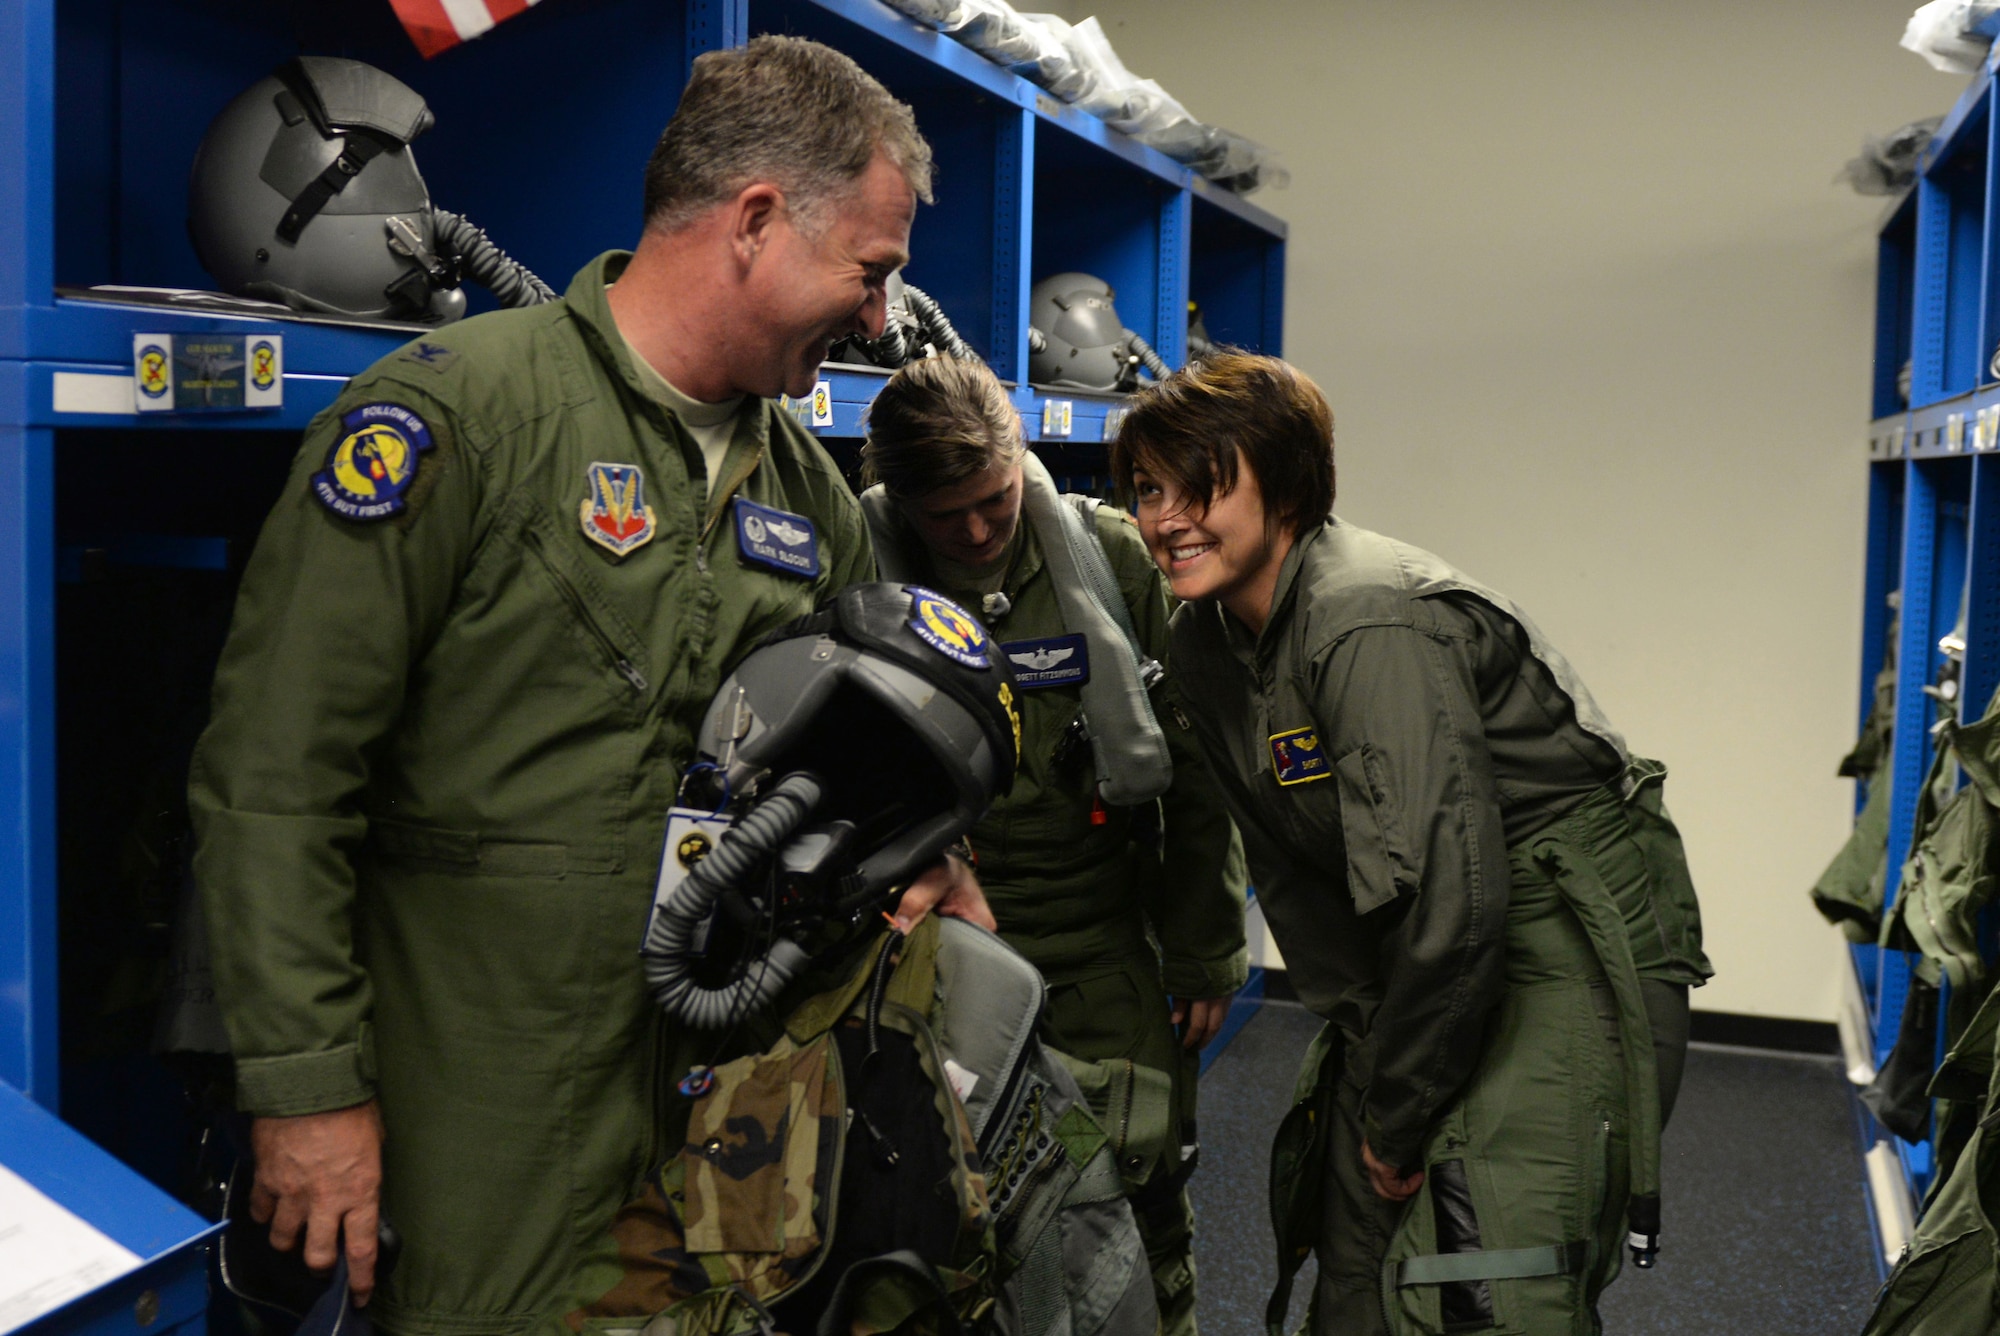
1132, 449, 1291, 630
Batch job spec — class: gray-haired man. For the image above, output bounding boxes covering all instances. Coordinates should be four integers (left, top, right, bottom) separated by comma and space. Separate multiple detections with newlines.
191, 35, 982, 1332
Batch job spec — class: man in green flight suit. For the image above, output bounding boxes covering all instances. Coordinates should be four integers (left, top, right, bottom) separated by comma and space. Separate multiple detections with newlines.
854, 356, 1250, 1333
190, 38, 986, 1334
1111, 353, 1712, 1336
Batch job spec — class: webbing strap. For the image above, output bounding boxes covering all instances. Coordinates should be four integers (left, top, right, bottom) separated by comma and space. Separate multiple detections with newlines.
1530, 837, 1663, 1210
1395, 1240, 1587, 1287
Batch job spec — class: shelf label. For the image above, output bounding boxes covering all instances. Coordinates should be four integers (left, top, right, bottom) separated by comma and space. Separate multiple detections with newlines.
133, 333, 282, 414
1041, 399, 1073, 439
1947, 413, 1966, 453
1977, 406, 2000, 452
1893, 424, 1907, 456
1102, 406, 1129, 442
811, 380, 833, 428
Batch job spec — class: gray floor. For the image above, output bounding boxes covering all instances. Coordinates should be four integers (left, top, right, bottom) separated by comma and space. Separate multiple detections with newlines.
1190, 1001, 1884, 1334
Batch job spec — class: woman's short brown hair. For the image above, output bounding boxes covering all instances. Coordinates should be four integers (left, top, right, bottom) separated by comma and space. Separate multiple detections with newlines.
1110, 351, 1335, 534
860, 357, 1025, 500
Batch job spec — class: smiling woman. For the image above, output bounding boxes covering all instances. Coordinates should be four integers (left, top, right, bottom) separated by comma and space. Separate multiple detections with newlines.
1114, 351, 1711, 1336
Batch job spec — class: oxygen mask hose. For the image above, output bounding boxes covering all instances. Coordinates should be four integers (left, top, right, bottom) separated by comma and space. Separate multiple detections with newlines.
1124, 330, 1171, 380
642, 771, 824, 1029
430, 209, 556, 308
902, 284, 981, 364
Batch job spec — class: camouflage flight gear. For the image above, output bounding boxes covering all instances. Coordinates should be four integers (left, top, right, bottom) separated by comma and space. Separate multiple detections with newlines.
570, 917, 1156, 1336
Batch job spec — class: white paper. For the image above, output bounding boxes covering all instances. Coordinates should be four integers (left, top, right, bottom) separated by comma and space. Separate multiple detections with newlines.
0, 1163, 143, 1332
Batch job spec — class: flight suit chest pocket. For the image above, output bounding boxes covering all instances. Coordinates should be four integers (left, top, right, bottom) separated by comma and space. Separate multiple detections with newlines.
517, 515, 652, 703
1334, 743, 1419, 916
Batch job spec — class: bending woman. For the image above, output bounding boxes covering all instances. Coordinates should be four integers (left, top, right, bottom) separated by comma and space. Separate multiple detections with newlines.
858, 356, 1248, 1335
1111, 351, 1711, 1336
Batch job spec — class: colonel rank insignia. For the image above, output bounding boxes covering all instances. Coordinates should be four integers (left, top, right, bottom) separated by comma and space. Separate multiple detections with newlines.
1269, 726, 1331, 785
312, 403, 434, 522
907, 586, 992, 669
579, 462, 657, 558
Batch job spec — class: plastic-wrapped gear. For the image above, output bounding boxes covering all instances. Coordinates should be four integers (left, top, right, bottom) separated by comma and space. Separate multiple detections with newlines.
1901, 0, 2000, 74
1837, 116, 1943, 196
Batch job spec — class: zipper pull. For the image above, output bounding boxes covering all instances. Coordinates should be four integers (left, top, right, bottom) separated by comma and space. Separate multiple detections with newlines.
617, 659, 649, 692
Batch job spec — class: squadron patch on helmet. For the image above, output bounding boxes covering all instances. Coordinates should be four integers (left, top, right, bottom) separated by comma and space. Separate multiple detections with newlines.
579, 462, 658, 558
312, 402, 434, 522
906, 586, 991, 670
1269, 726, 1330, 786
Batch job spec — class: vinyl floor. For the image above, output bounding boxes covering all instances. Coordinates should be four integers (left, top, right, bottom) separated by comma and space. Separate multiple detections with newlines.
1188, 1000, 1885, 1335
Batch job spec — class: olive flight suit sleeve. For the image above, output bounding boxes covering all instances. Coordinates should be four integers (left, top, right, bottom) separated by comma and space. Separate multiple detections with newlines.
1314, 619, 1510, 1174
188, 375, 485, 1118
1100, 511, 1249, 1001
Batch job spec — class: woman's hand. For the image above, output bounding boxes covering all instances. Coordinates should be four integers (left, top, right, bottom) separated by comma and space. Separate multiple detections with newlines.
1361, 1139, 1425, 1202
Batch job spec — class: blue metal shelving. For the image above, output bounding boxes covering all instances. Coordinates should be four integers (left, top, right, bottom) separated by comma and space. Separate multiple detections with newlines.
0, 0, 1286, 1328
1857, 41, 2000, 1221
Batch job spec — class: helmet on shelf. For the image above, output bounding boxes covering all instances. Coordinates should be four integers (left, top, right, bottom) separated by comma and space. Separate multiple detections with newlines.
1027, 272, 1170, 391
188, 57, 468, 324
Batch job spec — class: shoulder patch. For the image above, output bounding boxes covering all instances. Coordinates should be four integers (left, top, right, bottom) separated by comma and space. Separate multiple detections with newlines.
311, 402, 435, 522
397, 341, 460, 374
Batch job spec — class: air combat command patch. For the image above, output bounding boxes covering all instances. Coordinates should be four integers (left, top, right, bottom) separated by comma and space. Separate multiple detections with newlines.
312, 403, 434, 522
906, 586, 992, 669
579, 461, 658, 558
1269, 726, 1331, 786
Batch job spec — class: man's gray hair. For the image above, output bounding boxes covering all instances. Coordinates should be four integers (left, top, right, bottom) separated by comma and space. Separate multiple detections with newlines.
642, 35, 934, 235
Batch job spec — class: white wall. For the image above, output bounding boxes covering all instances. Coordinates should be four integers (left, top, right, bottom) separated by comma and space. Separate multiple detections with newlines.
1069, 1, 1960, 1020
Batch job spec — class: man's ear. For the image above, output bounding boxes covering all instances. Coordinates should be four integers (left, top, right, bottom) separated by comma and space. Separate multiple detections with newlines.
727, 182, 786, 269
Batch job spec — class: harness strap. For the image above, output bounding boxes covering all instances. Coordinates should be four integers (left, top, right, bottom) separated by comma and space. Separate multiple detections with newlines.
1529, 834, 1665, 1263
1394, 1240, 1588, 1287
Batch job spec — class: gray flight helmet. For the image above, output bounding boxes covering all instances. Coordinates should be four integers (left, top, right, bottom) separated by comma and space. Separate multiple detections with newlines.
1028, 271, 1133, 390
188, 57, 467, 324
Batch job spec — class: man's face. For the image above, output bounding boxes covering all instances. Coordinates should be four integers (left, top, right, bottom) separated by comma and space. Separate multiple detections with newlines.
899, 459, 1024, 570
747, 151, 916, 399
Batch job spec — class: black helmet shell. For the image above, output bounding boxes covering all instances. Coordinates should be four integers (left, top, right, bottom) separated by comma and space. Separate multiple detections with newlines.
697, 583, 1019, 895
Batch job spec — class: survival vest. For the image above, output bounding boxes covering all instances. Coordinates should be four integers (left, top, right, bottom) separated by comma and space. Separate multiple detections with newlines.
571, 916, 1157, 1336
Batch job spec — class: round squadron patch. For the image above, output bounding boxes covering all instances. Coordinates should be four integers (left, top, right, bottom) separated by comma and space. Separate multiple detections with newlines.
312, 403, 434, 522
906, 586, 991, 670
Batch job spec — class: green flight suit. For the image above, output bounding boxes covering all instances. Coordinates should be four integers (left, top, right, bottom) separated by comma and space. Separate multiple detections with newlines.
189, 252, 872, 1336
1166, 519, 1710, 1336
874, 502, 1250, 1334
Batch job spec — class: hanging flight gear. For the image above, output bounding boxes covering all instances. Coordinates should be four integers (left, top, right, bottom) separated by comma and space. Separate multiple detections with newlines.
1026, 273, 1170, 392
833, 271, 984, 368
188, 57, 553, 323
1861, 980, 2000, 1335
641, 582, 1020, 1031
1813, 593, 1901, 940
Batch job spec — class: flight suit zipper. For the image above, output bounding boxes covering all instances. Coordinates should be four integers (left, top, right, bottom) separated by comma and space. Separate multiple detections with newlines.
519, 526, 649, 695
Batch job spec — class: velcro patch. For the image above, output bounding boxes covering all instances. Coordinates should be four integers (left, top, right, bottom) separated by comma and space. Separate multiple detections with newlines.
311, 402, 434, 522
1001, 633, 1089, 690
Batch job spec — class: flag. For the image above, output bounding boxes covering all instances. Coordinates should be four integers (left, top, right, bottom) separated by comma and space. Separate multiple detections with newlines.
387, 0, 542, 59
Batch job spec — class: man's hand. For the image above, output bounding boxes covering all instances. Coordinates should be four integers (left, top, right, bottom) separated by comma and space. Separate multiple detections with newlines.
1170, 994, 1235, 1050
250, 1101, 385, 1306
893, 852, 997, 933
1361, 1139, 1424, 1203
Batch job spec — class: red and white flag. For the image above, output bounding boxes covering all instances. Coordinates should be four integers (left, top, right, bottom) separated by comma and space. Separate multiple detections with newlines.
387, 0, 543, 59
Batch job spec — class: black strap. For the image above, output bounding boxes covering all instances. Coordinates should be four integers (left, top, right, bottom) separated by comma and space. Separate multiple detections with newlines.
269, 59, 407, 245
277, 130, 393, 244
